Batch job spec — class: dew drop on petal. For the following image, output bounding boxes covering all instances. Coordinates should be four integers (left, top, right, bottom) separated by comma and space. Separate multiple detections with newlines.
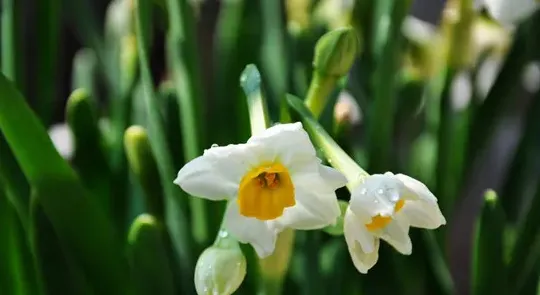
359, 188, 367, 195
218, 229, 229, 239
377, 188, 384, 195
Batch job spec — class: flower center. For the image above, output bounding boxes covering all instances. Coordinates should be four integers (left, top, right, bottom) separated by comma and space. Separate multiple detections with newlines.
365, 200, 405, 232
237, 162, 295, 220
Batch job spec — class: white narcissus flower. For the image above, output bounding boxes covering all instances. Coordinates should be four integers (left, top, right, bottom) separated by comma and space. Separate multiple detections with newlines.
174, 122, 348, 258
479, 0, 540, 26
344, 172, 446, 273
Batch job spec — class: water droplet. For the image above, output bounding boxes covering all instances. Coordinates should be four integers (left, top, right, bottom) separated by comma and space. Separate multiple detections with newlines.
377, 188, 384, 195
218, 229, 228, 238
211, 143, 219, 148
373, 199, 379, 204
389, 190, 400, 202
359, 188, 367, 195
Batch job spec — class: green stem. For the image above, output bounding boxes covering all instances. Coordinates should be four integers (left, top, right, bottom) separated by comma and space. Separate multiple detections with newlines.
164, 0, 208, 247
304, 73, 339, 119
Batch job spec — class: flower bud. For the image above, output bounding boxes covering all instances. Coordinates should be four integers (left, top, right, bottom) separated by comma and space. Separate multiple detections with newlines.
194, 231, 246, 295
105, 0, 134, 41
313, 27, 359, 77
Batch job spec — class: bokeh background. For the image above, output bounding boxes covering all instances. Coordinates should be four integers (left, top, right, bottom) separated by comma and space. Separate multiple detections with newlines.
2, 0, 540, 294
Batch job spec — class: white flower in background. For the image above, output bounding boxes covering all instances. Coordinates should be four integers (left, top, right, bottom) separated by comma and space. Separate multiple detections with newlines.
334, 91, 362, 126
174, 122, 347, 258
522, 61, 540, 93
344, 172, 446, 273
478, 0, 540, 26
48, 123, 74, 160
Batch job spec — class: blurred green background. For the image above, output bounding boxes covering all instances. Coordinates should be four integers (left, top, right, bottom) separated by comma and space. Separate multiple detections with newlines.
1, 0, 540, 294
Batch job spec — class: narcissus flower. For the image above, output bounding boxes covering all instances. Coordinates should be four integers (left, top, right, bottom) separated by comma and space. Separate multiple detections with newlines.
478, 0, 540, 26
344, 172, 446, 273
174, 122, 347, 257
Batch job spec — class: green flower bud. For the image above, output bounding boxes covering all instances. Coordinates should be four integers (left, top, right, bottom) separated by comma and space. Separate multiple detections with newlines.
194, 231, 246, 295
313, 27, 359, 77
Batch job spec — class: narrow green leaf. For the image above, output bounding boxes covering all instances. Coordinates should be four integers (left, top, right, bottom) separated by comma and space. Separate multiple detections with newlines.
124, 126, 164, 221
472, 190, 506, 295
509, 173, 540, 294
501, 89, 540, 222
365, 0, 410, 173
0, 72, 133, 295
163, 0, 209, 247
1, 0, 24, 91
30, 195, 91, 295
66, 89, 111, 213
36, 0, 61, 125
157, 81, 184, 170
128, 214, 176, 295
260, 0, 289, 122
0, 137, 30, 229
0, 187, 39, 295
134, 0, 193, 287
213, 0, 249, 143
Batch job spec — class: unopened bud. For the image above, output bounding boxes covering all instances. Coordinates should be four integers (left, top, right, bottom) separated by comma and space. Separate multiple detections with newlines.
105, 0, 134, 41
334, 91, 362, 126
194, 231, 246, 295
313, 27, 359, 77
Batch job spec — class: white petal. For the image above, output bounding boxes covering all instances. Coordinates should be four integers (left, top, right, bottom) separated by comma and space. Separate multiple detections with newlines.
173, 144, 254, 200
318, 164, 348, 190
275, 186, 340, 230
349, 174, 404, 217
344, 208, 376, 253
379, 220, 412, 255
347, 237, 380, 274
400, 201, 446, 229
223, 202, 277, 258
395, 174, 437, 203
484, 0, 539, 25
247, 122, 317, 167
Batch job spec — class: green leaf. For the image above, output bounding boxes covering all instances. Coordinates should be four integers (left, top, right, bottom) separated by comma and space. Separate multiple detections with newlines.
124, 126, 164, 221
163, 0, 209, 247
509, 171, 540, 294
128, 214, 176, 295
134, 0, 193, 288
471, 190, 506, 295
1, 0, 24, 91
260, 0, 289, 122
36, 0, 61, 125
30, 195, 91, 295
0, 187, 40, 295
66, 88, 111, 213
0, 136, 30, 229
0, 72, 134, 295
